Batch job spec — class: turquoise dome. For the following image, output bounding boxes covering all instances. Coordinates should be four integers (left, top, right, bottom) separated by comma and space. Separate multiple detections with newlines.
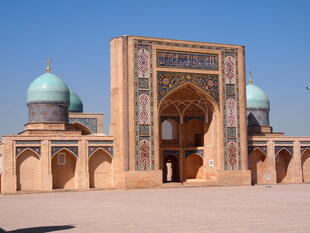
246, 84, 270, 109
27, 72, 70, 104
69, 89, 83, 112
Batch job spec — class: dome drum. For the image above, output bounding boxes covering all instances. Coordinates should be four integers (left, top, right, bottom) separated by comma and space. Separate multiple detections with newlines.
28, 102, 69, 123
247, 109, 270, 127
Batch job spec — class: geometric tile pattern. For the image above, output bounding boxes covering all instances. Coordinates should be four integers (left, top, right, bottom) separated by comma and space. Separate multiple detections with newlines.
157, 50, 218, 70
157, 71, 219, 104
301, 146, 310, 155
224, 51, 240, 170
226, 98, 237, 127
134, 43, 154, 170
139, 94, 151, 124
163, 150, 180, 158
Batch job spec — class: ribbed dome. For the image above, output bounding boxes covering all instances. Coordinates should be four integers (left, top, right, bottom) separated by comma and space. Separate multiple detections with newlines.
27, 72, 70, 104
69, 89, 83, 112
246, 84, 270, 109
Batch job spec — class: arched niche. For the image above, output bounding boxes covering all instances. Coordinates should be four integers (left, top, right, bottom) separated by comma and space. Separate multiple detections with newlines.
51, 149, 77, 189
163, 154, 179, 183
89, 149, 112, 189
185, 154, 203, 180
16, 149, 41, 191
275, 148, 293, 183
301, 148, 310, 183
248, 148, 267, 185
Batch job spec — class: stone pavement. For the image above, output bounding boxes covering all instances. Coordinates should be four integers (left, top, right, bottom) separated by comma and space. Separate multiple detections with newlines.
1, 184, 310, 233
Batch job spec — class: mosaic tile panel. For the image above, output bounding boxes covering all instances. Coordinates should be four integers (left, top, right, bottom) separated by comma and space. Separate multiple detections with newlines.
184, 116, 204, 123
88, 146, 113, 157
248, 146, 267, 155
16, 147, 41, 157
51, 146, 78, 157
301, 146, 310, 155
224, 54, 236, 84
275, 146, 293, 156
163, 150, 180, 158
51, 140, 78, 144
185, 150, 204, 158
16, 140, 41, 145
134, 43, 154, 170
88, 140, 113, 144
69, 118, 97, 133
157, 71, 219, 104
157, 50, 218, 70
226, 141, 238, 169
138, 94, 151, 125
226, 97, 237, 127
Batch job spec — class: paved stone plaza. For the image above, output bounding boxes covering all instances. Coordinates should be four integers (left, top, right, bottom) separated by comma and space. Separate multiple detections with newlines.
1, 184, 310, 233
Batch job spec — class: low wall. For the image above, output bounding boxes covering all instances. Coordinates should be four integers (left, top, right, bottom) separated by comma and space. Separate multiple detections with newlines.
218, 170, 251, 186
124, 170, 162, 189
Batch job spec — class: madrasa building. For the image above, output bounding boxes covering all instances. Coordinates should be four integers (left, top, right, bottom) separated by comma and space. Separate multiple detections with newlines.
0, 36, 309, 194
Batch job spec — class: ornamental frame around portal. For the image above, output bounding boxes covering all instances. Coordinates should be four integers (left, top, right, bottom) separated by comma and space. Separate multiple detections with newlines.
133, 39, 241, 171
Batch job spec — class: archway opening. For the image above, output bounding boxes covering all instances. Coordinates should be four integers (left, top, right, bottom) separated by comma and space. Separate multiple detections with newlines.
301, 149, 310, 183
163, 154, 179, 183
159, 84, 216, 182
249, 149, 266, 185
52, 150, 77, 189
276, 149, 293, 183
89, 149, 112, 189
16, 150, 40, 191
185, 154, 203, 180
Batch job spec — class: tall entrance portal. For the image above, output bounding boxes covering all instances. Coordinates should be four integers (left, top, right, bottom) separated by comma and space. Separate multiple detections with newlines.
110, 36, 250, 188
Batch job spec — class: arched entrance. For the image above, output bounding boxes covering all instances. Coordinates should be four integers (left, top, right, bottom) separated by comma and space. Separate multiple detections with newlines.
185, 154, 203, 180
249, 148, 266, 185
16, 149, 40, 191
159, 84, 217, 182
52, 150, 77, 189
163, 154, 179, 182
276, 149, 293, 183
301, 149, 310, 183
89, 149, 112, 189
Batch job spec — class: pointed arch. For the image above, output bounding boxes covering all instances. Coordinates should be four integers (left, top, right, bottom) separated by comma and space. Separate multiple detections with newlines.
89, 149, 112, 189
51, 147, 78, 159
301, 148, 310, 182
249, 148, 267, 185
52, 149, 77, 189
16, 148, 40, 160
89, 147, 113, 159
275, 148, 293, 183
16, 149, 41, 191
71, 122, 93, 135
158, 82, 219, 113
185, 153, 204, 180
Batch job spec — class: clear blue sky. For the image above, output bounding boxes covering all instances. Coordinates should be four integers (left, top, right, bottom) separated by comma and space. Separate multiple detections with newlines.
0, 0, 309, 136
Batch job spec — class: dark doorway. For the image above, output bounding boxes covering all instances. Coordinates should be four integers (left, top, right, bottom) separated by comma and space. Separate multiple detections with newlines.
163, 154, 179, 182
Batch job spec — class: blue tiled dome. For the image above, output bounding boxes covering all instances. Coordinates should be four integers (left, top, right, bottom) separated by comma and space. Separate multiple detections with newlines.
246, 84, 270, 109
27, 72, 70, 104
69, 89, 83, 112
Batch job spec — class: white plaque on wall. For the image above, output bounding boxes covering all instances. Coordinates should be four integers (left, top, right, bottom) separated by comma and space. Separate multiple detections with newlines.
209, 160, 214, 167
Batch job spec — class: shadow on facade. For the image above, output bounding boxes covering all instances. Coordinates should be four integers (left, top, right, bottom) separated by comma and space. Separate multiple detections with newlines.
0, 225, 74, 233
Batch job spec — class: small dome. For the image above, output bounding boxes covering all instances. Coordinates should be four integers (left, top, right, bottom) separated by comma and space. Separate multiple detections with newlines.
69, 89, 83, 112
27, 72, 70, 104
246, 84, 270, 109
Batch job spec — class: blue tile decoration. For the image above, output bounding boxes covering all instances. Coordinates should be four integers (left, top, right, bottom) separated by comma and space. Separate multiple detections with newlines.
51, 146, 78, 157
248, 146, 267, 155
185, 150, 203, 158
275, 146, 293, 156
88, 146, 113, 157
16, 140, 41, 144
157, 71, 219, 104
301, 146, 310, 155
161, 116, 180, 123
184, 116, 204, 123
16, 147, 41, 157
274, 141, 293, 145
51, 140, 78, 144
157, 50, 218, 70
69, 118, 97, 133
88, 140, 113, 144
163, 150, 180, 158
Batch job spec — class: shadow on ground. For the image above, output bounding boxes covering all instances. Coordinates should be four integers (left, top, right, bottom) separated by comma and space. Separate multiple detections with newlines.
0, 225, 74, 233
